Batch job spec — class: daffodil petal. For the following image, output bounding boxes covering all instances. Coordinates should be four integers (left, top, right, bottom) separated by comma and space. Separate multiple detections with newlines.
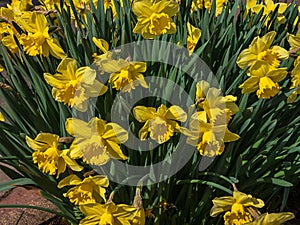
102, 123, 128, 143
224, 129, 240, 142
106, 140, 128, 160
165, 105, 187, 122
239, 77, 260, 94
133, 106, 156, 122
210, 196, 235, 217
132, 0, 153, 17
65, 118, 91, 137
57, 174, 83, 188
267, 68, 287, 83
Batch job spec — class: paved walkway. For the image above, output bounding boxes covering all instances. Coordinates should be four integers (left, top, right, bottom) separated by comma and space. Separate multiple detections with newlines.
0, 169, 57, 225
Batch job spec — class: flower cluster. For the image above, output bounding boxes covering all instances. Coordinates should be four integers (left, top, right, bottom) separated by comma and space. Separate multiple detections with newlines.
211, 187, 295, 225
246, 0, 288, 24
0, 0, 297, 224
182, 81, 240, 156
237, 32, 289, 99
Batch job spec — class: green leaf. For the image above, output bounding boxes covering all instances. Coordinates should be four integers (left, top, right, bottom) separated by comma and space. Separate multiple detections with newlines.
0, 178, 37, 192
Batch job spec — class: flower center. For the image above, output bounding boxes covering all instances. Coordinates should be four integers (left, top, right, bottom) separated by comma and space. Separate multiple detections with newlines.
81, 138, 109, 165
118, 69, 133, 90
257, 76, 280, 99
197, 139, 224, 156
224, 203, 253, 225
257, 49, 280, 68
67, 185, 94, 205
32, 148, 59, 175
149, 117, 173, 144
60, 80, 80, 107
149, 13, 171, 36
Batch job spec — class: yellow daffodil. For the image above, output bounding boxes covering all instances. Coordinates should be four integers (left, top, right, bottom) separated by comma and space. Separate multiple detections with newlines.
11, 0, 33, 11
0, 25, 18, 53
102, 0, 119, 19
26, 133, 83, 177
93, 54, 148, 92
287, 26, 300, 51
66, 0, 96, 14
239, 60, 287, 99
211, 191, 265, 225
65, 117, 128, 165
132, 208, 146, 225
133, 104, 187, 144
0, 8, 19, 53
244, 212, 295, 225
183, 113, 240, 156
246, 0, 287, 24
0, 112, 4, 121
195, 80, 239, 121
71, 0, 118, 18
192, 0, 228, 16
182, 112, 239, 157
44, 58, 108, 112
261, 0, 287, 24
293, 5, 300, 26
287, 61, 300, 103
18, 12, 65, 58
108, 60, 148, 92
183, 81, 239, 156
187, 22, 201, 55
237, 31, 289, 69
79, 202, 139, 225
93, 37, 109, 54
58, 174, 109, 205
132, 0, 179, 39
246, 0, 264, 14
42, 0, 61, 10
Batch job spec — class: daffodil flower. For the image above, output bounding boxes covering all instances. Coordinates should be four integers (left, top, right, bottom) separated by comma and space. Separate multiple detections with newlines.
287, 26, 300, 50
132, 0, 179, 39
65, 117, 128, 165
94, 55, 148, 92
133, 104, 187, 144
287, 61, 300, 103
244, 212, 295, 225
239, 60, 287, 99
0, 112, 4, 122
93, 37, 109, 54
18, 12, 66, 58
26, 133, 83, 177
187, 22, 201, 55
210, 191, 265, 225
107, 60, 148, 92
237, 31, 289, 69
79, 202, 140, 225
11, 0, 33, 11
183, 81, 239, 156
246, 0, 287, 24
192, 0, 228, 16
41, 0, 61, 10
44, 58, 108, 112
132, 208, 146, 225
0, 7, 19, 53
58, 174, 109, 205
195, 81, 239, 121
182, 112, 239, 156
70, 0, 119, 19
